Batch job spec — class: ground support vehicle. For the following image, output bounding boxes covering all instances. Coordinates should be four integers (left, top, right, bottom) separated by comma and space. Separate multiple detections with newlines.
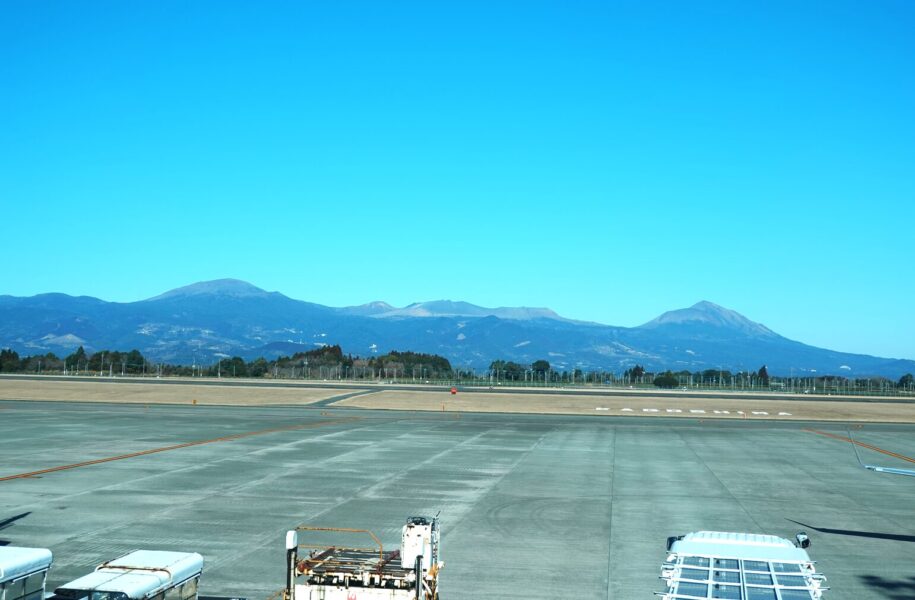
659, 531, 827, 599
53, 550, 204, 600
0, 546, 53, 600
283, 516, 442, 600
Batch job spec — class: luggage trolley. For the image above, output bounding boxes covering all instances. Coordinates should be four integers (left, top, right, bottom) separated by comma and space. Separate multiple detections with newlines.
54, 551, 204, 600
0, 546, 53, 600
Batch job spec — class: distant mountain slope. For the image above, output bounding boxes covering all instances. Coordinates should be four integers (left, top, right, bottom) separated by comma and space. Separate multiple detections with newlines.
1, 280, 912, 377
337, 301, 396, 316
370, 300, 570, 321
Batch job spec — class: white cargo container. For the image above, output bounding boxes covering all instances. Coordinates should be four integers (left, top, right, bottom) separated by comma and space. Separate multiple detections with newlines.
54, 551, 204, 600
0, 546, 53, 600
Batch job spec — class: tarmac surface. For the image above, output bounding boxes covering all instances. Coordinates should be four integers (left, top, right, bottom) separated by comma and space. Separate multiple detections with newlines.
1, 399, 914, 599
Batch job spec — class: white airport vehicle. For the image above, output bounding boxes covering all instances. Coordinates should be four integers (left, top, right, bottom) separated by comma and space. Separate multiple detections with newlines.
54, 550, 204, 600
0, 546, 53, 600
284, 516, 442, 600
659, 531, 828, 599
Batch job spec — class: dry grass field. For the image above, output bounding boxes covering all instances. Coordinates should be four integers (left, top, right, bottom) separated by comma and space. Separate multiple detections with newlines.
337, 389, 915, 422
0, 378, 348, 406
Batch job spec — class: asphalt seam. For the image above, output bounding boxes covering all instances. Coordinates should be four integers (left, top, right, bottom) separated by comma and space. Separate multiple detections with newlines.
605, 426, 617, 600
673, 427, 766, 532
0, 417, 361, 482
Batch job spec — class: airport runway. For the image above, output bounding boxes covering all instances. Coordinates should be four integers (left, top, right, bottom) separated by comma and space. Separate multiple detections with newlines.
0, 400, 913, 599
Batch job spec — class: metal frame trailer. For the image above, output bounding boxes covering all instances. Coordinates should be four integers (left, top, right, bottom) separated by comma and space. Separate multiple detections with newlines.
284, 517, 442, 600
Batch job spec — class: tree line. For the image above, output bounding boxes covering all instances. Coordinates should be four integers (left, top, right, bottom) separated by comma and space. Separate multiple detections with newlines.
1, 347, 913, 394
0, 345, 457, 381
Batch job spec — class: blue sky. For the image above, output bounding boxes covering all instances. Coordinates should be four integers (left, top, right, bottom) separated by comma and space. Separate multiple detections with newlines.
2, 1, 913, 359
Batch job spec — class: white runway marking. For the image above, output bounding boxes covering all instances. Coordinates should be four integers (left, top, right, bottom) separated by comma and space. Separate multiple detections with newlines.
618, 407, 796, 418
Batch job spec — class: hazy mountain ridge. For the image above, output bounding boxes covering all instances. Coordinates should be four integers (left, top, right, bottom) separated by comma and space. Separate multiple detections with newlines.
1, 280, 912, 377
364, 300, 571, 322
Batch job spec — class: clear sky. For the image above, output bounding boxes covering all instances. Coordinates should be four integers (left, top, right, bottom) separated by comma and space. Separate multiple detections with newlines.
2, 1, 913, 359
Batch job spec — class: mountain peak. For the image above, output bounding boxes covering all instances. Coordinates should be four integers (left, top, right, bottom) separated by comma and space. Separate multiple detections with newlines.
691, 300, 726, 311
373, 300, 567, 321
641, 301, 777, 338
147, 279, 272, 301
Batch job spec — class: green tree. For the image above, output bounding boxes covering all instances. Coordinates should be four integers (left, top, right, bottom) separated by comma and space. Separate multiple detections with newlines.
66, 346, 88, 368
653, 371, 679, 388
125, 349, 145, 374
88, 350, 113, 372
531, 360, 551, 374
757, 365, 770, 384
214, 356, 248, 377
248, 357, 269, 377
0, 349, 21, 372
899, 373, 914, 388
624, 365, 645, 380
489, 360, 525, 380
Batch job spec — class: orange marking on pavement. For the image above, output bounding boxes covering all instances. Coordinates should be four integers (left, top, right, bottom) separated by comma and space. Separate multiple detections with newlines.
804, 428, 915, 464
0, 417, 360, 483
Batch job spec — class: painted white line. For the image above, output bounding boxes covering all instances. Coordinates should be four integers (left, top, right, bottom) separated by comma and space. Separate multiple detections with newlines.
613, 407, 792, 417
595, 407, 609, 411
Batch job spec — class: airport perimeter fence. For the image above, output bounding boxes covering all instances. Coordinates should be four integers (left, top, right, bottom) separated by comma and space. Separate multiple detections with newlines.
4, 368, 915, 398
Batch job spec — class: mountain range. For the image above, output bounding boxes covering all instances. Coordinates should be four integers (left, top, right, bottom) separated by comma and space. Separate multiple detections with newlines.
1, 279, 912, 377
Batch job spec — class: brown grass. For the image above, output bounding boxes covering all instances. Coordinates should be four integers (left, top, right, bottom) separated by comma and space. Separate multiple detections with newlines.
0, 378, 349, 406
334, 390, 915, 422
